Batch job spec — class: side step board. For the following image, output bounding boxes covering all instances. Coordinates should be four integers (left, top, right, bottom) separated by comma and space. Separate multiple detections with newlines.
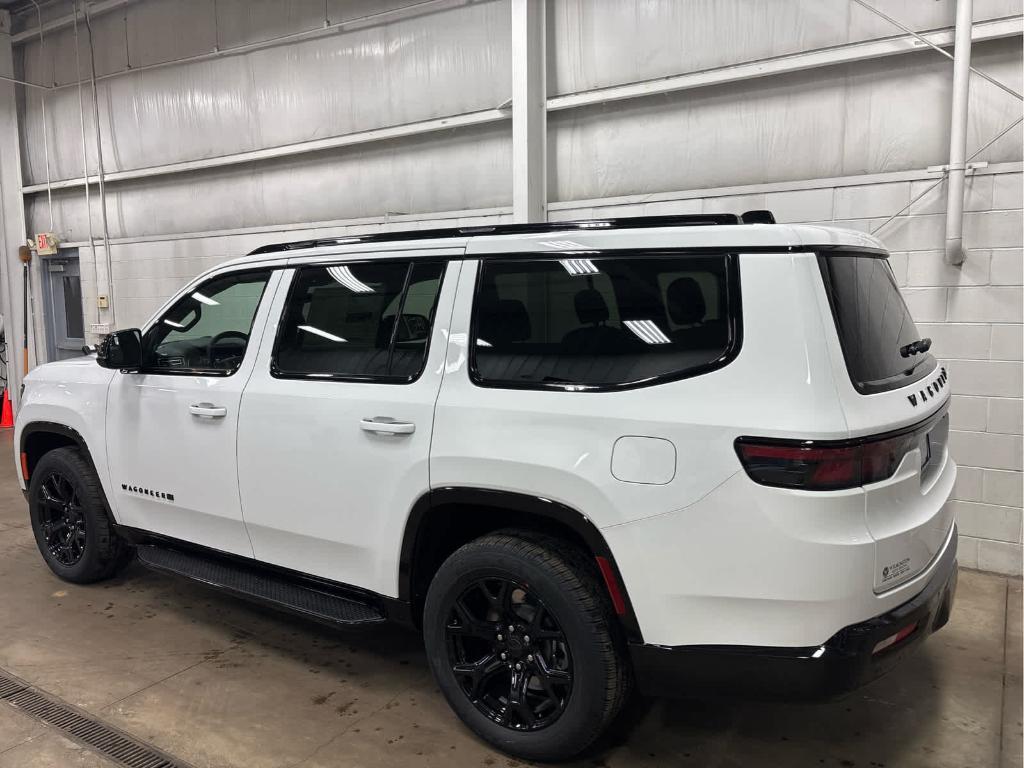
136, 545, 386, 626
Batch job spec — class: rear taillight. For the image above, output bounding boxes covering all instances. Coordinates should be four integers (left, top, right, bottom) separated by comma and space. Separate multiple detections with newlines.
735, 432, 917, 491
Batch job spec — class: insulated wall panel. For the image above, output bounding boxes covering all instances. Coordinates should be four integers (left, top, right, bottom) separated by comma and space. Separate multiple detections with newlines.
548, 0, 1024, 96
550, 38, 1023, 202
24, 123, 511, 240
17, 0, 510, 184
215, 0, 327, 49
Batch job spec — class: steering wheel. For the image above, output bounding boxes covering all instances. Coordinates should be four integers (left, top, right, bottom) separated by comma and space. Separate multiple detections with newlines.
206, 331, 249, 368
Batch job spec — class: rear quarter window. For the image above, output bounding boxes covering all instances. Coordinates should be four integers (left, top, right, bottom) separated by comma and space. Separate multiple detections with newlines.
818, 253, 935, 394
470, 253, 740, 391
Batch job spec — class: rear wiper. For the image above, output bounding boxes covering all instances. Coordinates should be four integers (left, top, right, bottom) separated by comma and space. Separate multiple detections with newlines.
900, 337, 932, 358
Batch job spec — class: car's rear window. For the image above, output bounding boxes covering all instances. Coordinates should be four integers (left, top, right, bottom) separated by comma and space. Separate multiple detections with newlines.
471, 254, 739, 390
818, 253, 935, 394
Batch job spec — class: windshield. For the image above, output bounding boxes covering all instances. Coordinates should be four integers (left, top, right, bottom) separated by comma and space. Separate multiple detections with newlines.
818, 253, 935, 394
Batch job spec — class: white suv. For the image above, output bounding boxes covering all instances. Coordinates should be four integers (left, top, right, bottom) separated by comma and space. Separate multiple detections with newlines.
15, 214, 957, 761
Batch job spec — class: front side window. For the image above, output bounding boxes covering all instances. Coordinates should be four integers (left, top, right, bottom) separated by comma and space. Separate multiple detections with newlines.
273, 260, 445, 382
143, 269, 272, 375
472, 254, 738, 390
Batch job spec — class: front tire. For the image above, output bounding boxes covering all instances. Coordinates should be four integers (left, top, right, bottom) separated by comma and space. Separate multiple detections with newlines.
423, 531, 630, 761
28, 447, 131, 583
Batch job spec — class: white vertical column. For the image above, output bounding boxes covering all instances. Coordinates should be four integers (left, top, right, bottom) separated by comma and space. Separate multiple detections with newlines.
0, 10, 29, 409
511, 0, 546, 223
944, 0, 973, 266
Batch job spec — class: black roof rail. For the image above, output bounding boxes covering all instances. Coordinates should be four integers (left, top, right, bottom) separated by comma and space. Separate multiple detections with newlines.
246, 212, 778, 256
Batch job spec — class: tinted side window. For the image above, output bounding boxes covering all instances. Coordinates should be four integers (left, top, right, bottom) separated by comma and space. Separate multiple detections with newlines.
273, 261, 445, 382
818, 254, 934, 394
143, 269, 271, 374
472, 255, 737, 389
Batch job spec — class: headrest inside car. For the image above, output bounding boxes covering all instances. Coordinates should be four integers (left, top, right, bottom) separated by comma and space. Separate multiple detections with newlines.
478, 299, 531, 345
575, 288, 610, 325
666, 277, 707, 325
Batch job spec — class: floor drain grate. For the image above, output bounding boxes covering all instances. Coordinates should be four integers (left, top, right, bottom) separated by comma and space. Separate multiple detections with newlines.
0, 671, 191, 768
0, 673, 26, 699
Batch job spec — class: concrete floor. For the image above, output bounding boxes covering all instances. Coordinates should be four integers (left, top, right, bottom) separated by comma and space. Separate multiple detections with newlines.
0, 433, 1019, 767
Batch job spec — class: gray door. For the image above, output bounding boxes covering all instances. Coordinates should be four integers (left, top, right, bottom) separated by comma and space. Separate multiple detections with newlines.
43, 254, 86, 361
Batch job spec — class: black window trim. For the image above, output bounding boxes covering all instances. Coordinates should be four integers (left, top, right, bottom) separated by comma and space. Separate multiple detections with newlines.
138, 267, 275, 378
467, 249, 744, 393
816, 253, 936, 395
269, 258, 448, 385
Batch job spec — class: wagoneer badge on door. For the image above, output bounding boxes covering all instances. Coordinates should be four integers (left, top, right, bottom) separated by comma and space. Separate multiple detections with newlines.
121, 483, 175, 502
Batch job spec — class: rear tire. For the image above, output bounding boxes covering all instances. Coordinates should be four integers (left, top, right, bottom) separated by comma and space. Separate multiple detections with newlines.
423, 531, 630, 761
28, 447, 131, 583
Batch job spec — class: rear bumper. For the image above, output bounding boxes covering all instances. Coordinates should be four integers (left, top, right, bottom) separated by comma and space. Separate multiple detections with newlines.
629, 527, 957, 700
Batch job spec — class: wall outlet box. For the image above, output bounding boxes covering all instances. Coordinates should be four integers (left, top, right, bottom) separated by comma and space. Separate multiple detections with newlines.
97, 295, 109, 309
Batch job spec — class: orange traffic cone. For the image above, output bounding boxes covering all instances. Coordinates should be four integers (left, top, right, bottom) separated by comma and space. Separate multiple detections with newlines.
0, 389, 13, 428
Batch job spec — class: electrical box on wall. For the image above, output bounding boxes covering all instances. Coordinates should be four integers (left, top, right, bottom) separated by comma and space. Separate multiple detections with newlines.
97, 295, 109, 309
89, 323, 111, 335
34, 233, 59, 255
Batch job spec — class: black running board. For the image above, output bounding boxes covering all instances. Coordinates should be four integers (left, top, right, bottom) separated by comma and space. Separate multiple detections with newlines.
136, 545, 386, 626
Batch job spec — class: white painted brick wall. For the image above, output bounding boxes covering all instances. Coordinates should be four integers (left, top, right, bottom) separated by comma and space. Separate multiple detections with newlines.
860, 170, 1022, 575
991, 324, 1023, 360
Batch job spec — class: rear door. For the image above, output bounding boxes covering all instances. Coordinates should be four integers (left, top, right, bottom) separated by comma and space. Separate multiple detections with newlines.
816, 252, 955, 592
236, 251, 461, 595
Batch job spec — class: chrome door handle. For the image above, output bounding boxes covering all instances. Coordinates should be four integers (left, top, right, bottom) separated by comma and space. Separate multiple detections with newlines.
190, 403, 227, 419
360, 418, 415, 435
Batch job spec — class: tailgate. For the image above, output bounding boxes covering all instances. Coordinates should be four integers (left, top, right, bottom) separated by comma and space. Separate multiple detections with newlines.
815, 251, 957, 592
863, 400, 956, 591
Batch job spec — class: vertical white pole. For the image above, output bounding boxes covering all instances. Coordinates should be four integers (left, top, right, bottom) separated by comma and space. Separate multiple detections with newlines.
0, 10, 29, 409
944, 0, 973, 266
511, 0, 547, 223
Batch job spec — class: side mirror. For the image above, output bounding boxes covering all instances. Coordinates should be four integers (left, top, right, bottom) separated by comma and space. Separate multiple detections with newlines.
96, 329, 143, 371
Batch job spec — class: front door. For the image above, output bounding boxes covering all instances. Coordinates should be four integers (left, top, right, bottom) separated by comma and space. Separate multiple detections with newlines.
43, 253, 86, 361
105, 267, 280, 556
236, 251, 461, 595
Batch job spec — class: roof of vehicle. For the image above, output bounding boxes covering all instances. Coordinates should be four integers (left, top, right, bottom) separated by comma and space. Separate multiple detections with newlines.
214, 213, 887, 274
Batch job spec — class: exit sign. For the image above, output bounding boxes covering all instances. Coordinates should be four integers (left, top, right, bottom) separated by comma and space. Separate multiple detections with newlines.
35, 233, 59, 255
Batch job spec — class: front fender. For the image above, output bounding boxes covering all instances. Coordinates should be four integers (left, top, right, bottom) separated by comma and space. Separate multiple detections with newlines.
15, 359, 116, 511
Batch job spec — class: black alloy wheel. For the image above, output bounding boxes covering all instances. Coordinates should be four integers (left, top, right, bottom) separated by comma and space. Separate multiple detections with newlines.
28, 447, 131, 583
446, 576, 573, 731
36, 471, 87, 566
424, 531, 630, 761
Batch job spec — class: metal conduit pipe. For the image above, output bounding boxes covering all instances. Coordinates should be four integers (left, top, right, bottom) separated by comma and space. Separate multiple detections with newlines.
945, 0, 974, 266
83, 1, 115, 326
72, 0, 99, 324
28, 1, 52, 232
